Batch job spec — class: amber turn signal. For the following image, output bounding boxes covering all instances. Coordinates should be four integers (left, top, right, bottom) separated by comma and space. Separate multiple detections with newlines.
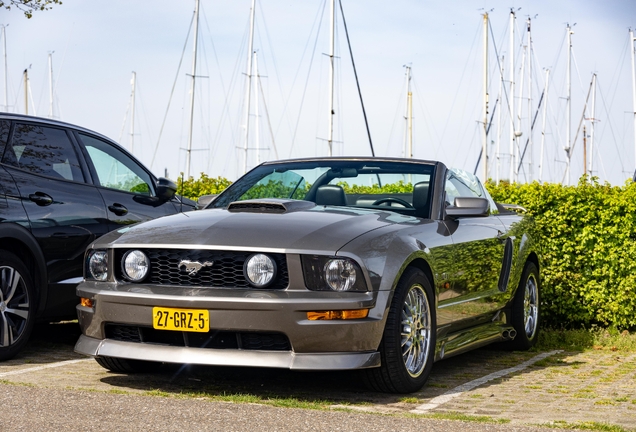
80, 298, 94, 308
307, 309, 369, 320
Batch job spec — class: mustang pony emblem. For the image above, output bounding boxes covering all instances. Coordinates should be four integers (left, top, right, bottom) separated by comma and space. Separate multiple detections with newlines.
178, 260, 214, 275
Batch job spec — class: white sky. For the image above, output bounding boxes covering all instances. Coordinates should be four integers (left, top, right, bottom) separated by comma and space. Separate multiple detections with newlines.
2, 0, 636, 185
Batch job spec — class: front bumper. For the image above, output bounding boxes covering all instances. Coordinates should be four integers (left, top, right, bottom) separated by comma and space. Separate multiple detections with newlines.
75, 282, 390, 370
75, 335, 381, 370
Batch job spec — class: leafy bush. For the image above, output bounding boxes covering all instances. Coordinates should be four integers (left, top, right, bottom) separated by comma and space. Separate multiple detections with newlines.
177, 173, 232, 200
487, 177, 636, 330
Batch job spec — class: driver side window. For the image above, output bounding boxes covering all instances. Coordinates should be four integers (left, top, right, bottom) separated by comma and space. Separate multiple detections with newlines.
79, 134, 154, 196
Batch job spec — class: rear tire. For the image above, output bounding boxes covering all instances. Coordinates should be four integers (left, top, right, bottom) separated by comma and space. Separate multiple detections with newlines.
95, 356, 161, 373
363, 267, 436, 393
509, 261, 540, 350
0, 251, 36, 361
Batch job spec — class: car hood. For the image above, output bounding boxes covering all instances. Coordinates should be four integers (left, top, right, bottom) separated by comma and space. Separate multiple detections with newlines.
94, 201, 420, 253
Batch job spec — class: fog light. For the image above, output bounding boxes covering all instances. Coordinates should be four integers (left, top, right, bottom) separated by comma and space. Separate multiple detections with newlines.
307, 309, 369, 320
244, 253, 276, 287
122, 250, 150, 282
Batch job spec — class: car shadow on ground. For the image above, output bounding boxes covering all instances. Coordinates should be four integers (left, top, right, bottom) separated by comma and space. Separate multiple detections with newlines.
97, 348, 577, 406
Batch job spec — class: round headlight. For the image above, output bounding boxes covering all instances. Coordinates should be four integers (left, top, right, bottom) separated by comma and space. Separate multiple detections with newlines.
122, 250, 150, 282
244, 253, 276, 287
88, 250, 108, 281
324, 259, 357, 291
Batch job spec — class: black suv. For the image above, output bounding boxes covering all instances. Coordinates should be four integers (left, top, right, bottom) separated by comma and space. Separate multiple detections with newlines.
0, 113, 194, 360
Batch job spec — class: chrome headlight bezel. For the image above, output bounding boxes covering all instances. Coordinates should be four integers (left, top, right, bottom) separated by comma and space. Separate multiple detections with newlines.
301, 255, 367, 292
121, 250, 150, 282
86, 250, 109, 281
243, 253, 277, 288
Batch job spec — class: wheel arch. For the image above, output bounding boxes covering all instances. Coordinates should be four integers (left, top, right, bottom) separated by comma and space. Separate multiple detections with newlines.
0, 223, 48, 315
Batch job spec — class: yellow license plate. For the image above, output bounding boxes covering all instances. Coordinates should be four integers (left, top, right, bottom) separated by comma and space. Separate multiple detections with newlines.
152, 307, 209, 332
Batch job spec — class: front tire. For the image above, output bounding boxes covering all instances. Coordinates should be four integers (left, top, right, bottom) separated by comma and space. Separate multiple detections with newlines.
510, 261, 540, 350
363, 267, 436, 393
0, 251, 36, 361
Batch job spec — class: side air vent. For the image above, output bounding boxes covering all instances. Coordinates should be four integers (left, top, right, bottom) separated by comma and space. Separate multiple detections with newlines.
227, 199, 315, 214
498, 237, 514, 292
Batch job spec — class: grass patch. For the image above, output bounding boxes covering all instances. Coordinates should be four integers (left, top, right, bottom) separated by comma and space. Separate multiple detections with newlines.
0, 379, 35, 387
537, 328, 636, 352
417, 411, 510, 424
544, 420, 630, 431
427, 383, 450, 388
398, 397, 419, 403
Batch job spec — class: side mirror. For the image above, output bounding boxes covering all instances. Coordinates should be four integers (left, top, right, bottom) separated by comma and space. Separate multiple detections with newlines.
445, 197, 490, 218
196, 194, 218, 210
156, 177, 177, 201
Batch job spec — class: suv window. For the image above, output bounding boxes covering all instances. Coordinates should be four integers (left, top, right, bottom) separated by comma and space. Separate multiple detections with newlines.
3, 123, 84, 181
0, 120, 9, 157
79, 133, 154, 196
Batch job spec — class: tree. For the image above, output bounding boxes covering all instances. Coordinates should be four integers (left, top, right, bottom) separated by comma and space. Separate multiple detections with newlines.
1, 0, 62, 19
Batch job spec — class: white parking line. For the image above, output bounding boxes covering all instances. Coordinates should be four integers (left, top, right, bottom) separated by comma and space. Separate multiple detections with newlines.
0, 358, 93, 378
411, 350, 562, 414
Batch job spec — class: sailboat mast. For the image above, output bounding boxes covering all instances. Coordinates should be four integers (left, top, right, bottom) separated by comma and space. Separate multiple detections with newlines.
2, 25, 7, 111
327, 0, 335, 156
130, 71, 136, 154
242, 0, 256, 173
185, 0, 200, 179
495, 55, 505, 184
527, 18, 533, 180
630, 29, 636, 171
482, 12, 489, 181
589, 73, 596, 176
404, 65, 412, 158
48, 52, 54, 118
254, 51, 260, 166
509, 9, 515, 182
565, 24, 573, 185
23, 69, 27, 115
539, 69, 550, 182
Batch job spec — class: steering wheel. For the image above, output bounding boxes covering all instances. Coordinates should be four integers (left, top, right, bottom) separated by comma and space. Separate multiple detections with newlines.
371, 197, 414, 208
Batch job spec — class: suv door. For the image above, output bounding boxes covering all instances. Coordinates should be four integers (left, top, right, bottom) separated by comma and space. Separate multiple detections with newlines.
76, 133, 179, 230
1, 122, 110, 319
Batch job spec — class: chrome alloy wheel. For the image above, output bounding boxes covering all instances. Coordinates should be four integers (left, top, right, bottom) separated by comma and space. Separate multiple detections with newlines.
523, 273, 539, 339
400, 284, 431, 377
0, 265, 30, 348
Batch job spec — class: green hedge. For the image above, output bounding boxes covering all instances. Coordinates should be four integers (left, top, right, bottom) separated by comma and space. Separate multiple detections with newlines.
487, 177, 636, 331
176, 173, 636, 330
177, 173, 232, 199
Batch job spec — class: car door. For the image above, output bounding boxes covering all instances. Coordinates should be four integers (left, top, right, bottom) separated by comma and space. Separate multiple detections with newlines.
75, 133, 179, 230
437, 169, 507, 327
1, 121, 110, 318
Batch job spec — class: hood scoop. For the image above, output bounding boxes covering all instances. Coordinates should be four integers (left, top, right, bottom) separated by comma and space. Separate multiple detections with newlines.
227, 199, 316, 214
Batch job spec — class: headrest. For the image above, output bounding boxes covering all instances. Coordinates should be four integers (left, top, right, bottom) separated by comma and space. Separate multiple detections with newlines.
412, 181, 430, 210
315, 184, 347, 207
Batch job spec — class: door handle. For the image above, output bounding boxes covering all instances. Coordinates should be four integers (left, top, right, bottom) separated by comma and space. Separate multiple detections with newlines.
29, 193, 53, 206
108, 203, 129, 216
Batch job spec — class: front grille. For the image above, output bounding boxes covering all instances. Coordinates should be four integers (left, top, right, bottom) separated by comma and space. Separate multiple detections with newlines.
115, 249, 288, 289
105, 325, 291, 351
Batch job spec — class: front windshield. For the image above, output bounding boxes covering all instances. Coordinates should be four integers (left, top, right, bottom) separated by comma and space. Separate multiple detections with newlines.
210, 160, 436, 218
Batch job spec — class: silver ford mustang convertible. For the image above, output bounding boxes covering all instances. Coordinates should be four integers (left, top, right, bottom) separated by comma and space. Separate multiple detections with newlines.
75, 157, 540, 393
